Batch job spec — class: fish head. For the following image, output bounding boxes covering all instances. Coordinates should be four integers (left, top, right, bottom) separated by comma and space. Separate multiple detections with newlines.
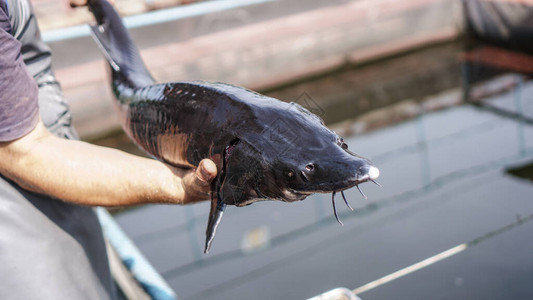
271, 136, 380, 198
219, 101, 379, 206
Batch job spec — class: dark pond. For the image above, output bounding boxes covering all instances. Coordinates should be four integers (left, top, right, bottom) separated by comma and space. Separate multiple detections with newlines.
100, 40, 533, 300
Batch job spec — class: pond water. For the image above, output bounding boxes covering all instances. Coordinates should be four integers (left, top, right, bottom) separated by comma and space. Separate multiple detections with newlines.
105, 40, 533, 300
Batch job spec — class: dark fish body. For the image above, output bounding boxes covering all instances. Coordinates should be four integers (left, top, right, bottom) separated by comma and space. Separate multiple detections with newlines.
87, 0, 379, 253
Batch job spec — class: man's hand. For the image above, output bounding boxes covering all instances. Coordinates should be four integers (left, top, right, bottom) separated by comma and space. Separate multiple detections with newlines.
175, 158, 217, 204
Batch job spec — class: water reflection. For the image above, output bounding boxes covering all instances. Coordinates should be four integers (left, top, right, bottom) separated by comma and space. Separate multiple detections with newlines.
110, 39, 533, 300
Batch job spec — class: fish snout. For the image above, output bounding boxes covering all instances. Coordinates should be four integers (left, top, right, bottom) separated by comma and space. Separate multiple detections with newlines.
357, 164, 380, 183
299, 159, 380, 184
368, 166, 380, 180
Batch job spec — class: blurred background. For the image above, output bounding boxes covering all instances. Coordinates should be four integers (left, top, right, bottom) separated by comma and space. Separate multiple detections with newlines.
34, 0, 532, 299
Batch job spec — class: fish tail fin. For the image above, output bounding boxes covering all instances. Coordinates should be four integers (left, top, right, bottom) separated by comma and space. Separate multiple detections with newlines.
87, 0, 154, 88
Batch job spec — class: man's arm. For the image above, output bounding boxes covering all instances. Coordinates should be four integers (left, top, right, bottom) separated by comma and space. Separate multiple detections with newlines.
0, 120, 217, 206
0, 6, 216, 206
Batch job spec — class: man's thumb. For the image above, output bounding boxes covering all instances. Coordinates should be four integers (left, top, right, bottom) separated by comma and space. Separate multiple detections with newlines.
197, 159, 217, 183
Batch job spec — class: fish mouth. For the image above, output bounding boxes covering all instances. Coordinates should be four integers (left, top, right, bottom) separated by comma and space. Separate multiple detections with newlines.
283, 188, 314, 202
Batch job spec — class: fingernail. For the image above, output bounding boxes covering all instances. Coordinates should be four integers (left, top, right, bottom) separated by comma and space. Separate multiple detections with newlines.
200, 165, 214, 182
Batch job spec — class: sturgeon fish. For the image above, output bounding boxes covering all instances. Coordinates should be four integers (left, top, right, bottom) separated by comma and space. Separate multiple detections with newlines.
85, 0, 380, 253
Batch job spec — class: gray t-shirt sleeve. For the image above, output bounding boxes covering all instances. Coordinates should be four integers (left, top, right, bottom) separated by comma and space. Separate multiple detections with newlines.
0, 2, 39, 142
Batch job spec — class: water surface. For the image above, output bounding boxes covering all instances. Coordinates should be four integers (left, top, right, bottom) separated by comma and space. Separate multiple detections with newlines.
108, 40, 533, 300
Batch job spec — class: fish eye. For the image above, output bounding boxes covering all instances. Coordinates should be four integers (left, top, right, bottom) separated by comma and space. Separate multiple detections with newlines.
341, 143, 348, 150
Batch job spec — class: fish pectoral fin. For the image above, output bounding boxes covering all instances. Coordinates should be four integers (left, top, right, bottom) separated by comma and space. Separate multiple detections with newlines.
204, 192, 226, 254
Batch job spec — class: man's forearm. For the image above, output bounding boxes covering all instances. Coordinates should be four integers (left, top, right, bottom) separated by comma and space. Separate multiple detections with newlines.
0, 121, 189, 206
